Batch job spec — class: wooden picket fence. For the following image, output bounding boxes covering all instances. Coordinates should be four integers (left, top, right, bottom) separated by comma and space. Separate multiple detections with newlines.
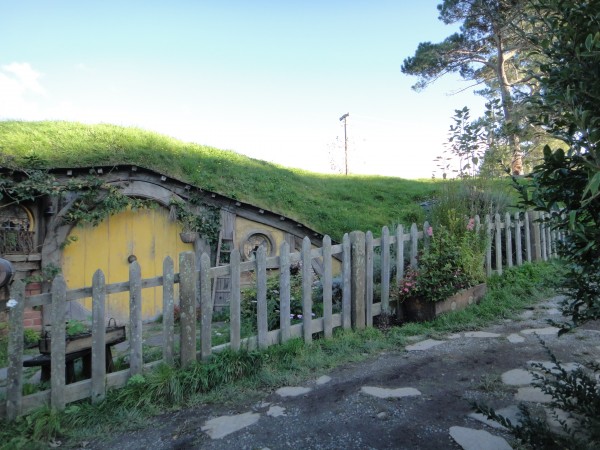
0, 210, 560, 420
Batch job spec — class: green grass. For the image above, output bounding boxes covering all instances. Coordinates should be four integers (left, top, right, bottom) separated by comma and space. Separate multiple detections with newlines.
0, 120, 443, 240
0, 261, 563, 449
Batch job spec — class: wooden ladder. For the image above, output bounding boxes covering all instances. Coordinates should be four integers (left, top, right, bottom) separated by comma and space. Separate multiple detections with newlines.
212, 231, 233, 310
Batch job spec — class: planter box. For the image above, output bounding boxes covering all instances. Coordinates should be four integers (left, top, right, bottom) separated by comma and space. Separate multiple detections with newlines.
402, 283, 487, 323
38, 325, 126, 355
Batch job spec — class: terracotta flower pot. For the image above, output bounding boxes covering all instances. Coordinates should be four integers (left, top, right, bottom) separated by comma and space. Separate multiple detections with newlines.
179, 231, 198, 243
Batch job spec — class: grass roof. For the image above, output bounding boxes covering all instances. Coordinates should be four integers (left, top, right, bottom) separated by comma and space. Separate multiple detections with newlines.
0, 120, 439, 240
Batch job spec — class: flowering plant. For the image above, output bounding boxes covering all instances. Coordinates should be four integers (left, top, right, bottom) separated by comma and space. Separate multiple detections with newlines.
394, 224, 475, 304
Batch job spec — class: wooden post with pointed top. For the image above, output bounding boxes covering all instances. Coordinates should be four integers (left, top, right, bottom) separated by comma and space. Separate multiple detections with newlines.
350, 231, 366, 330
179, 251, 196, 366
6, 279, 25, 421
91, 270, 107, 404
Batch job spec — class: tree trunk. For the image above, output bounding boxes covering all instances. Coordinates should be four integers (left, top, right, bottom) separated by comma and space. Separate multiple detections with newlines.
496, 31, 524, 176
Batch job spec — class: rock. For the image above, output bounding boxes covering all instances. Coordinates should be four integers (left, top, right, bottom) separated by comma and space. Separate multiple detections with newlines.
449, 426, 512, 450
447, 333, 462, 339
376, 412, 388, 419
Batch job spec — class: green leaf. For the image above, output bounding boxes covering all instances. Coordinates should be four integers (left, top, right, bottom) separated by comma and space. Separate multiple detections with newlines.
582, 171, 600, 200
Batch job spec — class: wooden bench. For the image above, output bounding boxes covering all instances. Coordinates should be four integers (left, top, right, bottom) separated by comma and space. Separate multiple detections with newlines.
23, 343, 121, 384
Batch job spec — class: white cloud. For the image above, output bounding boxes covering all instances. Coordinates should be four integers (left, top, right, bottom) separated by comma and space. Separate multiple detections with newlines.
2, 62, 45, 95
0, 62, 46, 119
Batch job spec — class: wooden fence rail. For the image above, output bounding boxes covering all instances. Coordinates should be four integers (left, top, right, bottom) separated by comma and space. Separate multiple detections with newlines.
1, 210, 560, 419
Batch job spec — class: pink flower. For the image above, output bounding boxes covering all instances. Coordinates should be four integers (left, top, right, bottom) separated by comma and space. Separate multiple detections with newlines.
403, 288, 409, 293
426, 226, 433, 237
466, 218, 475, 231
405, 282, 412, 287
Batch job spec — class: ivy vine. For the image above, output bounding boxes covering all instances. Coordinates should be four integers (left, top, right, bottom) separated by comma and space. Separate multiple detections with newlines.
168, 196, 221, 245
1, 169, 222, 246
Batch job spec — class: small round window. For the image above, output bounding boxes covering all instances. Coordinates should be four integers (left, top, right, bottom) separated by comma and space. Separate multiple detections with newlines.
242, 232, 274, 260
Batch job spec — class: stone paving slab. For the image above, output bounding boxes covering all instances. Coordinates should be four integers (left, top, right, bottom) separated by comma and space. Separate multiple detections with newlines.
315, 375, 331, 385
266, 405, 286, 417
449, 426, 512, 450
464, 331, 501, 338
360, 386, 421, 399
507, 333, 525, 343
515, 386, 552, 403
520, 327, 561, 336
201, 412, 260, 439
469, 405, 521, 430
405, 339, 446, 351
501, 368, 536, 386
275, 386, 312, 397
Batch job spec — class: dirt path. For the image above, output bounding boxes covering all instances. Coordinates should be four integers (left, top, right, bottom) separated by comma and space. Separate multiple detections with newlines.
86, 296, 600, 450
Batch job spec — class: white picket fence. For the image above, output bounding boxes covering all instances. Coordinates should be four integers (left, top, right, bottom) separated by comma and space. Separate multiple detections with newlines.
0, 210, 560, 419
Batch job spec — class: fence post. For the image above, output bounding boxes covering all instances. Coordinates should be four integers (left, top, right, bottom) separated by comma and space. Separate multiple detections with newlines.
342, 234, 351, 329
200, 253, 213, 359
162, 257, 175, 365
279, 242, 291, 343
301, 237, 313, 343
380, 226, 390, 318
485, 215, 492, 277
6, 279, 25, 421
350, 231, 366, 330
505, 212, 513, 268
230, 250, 242, 350
546, 213, 553, 258
179, 251, 196, 366
525, 211, 532, 262
531, 211, 542, 262
322, 236, 333, 338
410, 223, 418, 269
256, 245, 268, 349
365, 231, 374, 326
50, 275, 67, 411
91, 270, 106, 405
540, 214, 548, 261
514, 212, 523, 266
495, 213, 503, 276
129, 261, 143, 375
395, 225, 404, 284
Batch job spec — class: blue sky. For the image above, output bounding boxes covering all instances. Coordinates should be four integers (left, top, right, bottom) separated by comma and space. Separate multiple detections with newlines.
0, 1, 485, 178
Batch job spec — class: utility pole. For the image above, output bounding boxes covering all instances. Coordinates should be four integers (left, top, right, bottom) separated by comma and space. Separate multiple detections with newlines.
339, 113, 349, 175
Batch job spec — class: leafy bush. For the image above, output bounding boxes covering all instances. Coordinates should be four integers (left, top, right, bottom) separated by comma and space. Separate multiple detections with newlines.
23, 329, 40, 348
394, 226, 474, 305
241, 271, 323, 331
476, 343, 600, 449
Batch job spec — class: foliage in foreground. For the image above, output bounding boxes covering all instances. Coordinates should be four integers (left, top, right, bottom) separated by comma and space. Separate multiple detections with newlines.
476, 343, 600, 450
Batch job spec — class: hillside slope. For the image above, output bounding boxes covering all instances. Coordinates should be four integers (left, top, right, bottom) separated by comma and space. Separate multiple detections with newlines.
0, 121, 438, 239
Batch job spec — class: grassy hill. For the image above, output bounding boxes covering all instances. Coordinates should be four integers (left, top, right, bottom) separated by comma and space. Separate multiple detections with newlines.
0, 121, 439, 240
